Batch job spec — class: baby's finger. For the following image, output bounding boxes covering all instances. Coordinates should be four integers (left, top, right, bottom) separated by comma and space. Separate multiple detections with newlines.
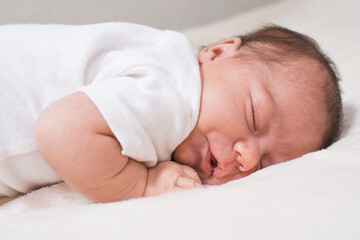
172, 184, 205, 193
181, 167, 202, 184
176, 176, 198, 189
171, 186, 187, 192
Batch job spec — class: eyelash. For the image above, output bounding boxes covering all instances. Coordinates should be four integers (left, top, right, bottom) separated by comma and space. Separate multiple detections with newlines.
251, 100, 256, 132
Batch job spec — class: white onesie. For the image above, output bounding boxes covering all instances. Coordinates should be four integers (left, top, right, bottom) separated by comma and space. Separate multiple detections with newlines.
0, 23, 201, 197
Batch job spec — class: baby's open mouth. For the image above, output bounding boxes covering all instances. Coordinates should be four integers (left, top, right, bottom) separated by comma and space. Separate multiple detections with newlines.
210, 155, 218, 169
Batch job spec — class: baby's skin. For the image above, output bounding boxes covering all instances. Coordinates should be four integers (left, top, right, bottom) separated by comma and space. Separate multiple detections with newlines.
34, 38, 326, 203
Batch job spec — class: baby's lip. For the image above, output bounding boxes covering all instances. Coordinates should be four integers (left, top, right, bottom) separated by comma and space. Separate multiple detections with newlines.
203, 147, 214, 175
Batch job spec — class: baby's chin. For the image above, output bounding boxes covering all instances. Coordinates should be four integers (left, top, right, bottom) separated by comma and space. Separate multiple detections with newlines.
200, 172, 250, 185
199, 175, 231, 186
195, 167, 222, 185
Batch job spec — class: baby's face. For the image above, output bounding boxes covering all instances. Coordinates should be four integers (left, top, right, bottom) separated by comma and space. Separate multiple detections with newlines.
173, 38, 325, 185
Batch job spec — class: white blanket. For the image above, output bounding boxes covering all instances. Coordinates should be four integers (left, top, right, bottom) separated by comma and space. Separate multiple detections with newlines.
0, 0, 359, 239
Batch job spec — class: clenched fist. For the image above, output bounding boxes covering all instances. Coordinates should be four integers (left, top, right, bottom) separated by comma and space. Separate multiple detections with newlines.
144, 161, 204, 197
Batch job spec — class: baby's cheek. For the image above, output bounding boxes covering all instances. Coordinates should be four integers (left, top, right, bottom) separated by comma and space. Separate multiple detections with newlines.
172, 147, 197, 168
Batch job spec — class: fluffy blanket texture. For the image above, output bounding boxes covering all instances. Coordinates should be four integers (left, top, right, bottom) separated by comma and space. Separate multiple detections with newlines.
0, 0, 359, 239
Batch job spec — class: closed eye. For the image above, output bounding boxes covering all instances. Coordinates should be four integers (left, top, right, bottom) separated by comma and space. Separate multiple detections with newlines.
251, 99, 256, 132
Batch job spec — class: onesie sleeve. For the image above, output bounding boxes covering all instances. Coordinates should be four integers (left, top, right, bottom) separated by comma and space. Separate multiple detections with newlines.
79, 66, 197, 167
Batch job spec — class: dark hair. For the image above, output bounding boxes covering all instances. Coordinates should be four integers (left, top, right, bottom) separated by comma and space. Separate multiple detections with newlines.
237, 24, 343, 149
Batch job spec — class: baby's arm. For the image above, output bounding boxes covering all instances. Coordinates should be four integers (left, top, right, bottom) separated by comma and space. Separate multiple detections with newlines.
34, 92, 201, 203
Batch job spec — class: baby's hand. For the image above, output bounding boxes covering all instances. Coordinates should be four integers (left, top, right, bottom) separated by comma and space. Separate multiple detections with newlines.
144, 161, 203, 197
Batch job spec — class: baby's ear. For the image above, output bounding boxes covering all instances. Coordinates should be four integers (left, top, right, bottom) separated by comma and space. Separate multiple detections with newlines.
198, 37, 241, 64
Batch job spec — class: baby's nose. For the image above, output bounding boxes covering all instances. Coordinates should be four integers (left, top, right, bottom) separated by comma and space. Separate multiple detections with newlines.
234, 142, 261, 172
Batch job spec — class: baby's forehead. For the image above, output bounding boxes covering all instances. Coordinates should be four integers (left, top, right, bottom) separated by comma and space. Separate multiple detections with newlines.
267, 79, 327, 154
247, 56, 326, 110
272, 69, 327, 137
264, 57, 327, 93
240, 46, 325, 81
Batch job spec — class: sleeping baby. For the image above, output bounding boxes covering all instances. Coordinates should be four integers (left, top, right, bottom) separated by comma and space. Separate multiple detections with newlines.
0, 22, 342, 202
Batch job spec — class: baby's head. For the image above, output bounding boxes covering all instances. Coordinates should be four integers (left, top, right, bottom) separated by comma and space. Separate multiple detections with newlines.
173, 25, 342, 185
